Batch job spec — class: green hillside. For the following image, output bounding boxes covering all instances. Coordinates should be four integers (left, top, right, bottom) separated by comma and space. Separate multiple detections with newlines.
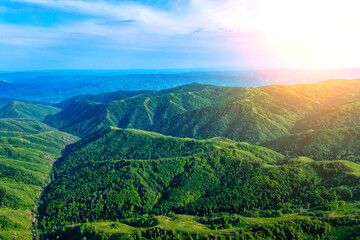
37, 127, 360, 239
292, 101, 360, 133
45, 84, 311, 143
265, 127, 360, 161
0, 101, 60, 121
38, 127, 283, 226
151, 93, 301, 143
45, 84, 247, 137
0, 131, 79, 239
0, 118, 56, 137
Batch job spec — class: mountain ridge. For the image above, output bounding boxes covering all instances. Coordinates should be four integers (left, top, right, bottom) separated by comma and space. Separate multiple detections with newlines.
0, 101, 60, 121
44, 79, 360, 144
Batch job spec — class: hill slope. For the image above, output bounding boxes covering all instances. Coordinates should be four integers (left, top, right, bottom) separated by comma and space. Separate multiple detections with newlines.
150, 94, 301, 143
292, 101, 360, 133
264, 127, 360, 161
39, 127, 285, 226
0, 118, 56, 137
39, 127, 360, 232
0, 101, 60, 121
0, 131, 79, 239
45, 84, 312, 143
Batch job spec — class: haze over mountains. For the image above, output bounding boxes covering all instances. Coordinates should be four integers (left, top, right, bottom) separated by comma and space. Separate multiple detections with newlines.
1, 76, 360, 239
1, 68, 360, 103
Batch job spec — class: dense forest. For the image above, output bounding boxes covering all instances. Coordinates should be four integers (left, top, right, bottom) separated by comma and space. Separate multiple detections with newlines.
37, 127, 360, 239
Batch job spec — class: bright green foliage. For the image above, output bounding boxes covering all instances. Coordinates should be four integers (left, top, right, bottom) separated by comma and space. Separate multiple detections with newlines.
0, 209, 34, 240
0, 118, 56, 137
0, 131, 78, 239
38, 127, 284, 226
0, 101, 60, 121
38, 213, 360, 240
0, 131, 79, 209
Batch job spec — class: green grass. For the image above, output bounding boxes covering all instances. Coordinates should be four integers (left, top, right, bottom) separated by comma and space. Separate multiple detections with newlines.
242, 213, 311, 225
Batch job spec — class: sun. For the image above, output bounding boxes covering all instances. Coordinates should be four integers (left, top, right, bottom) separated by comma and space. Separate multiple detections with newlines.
229, 0, 360, 68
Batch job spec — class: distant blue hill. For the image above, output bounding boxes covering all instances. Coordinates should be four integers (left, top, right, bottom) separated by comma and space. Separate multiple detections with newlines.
1, 68, 360, 103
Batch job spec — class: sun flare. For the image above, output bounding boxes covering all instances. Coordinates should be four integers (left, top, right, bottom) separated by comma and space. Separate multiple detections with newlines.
229, 0, 360, 68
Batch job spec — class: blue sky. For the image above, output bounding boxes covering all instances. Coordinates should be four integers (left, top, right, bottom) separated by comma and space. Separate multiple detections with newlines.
0, 0, 239, 70
1, 0, 360, 70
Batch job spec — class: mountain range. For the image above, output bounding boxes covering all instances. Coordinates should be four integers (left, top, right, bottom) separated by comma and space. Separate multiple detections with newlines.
44, 79, 360, 146
1, 78, 360, 239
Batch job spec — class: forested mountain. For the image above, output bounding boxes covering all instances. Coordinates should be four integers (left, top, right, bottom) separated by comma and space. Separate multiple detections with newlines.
38, 127, 283, 227
0, 101, 60, 121
0, 131, 78, 239
44, 84, 308, 143
0, 118, 56, 137
44, 79, 360, 146
38, 127, 360, 239
45, 84, 252, 138
150, 94, 300, 144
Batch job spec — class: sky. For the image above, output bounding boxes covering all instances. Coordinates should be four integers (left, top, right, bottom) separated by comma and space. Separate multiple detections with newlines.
1, 0, 360, 70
